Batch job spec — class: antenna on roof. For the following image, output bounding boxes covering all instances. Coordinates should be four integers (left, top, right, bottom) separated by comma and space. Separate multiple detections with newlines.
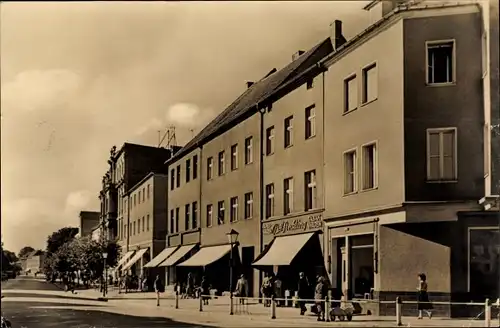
158, 125, 178, 149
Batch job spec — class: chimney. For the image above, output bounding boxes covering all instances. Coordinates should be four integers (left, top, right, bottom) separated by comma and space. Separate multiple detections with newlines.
330, 20, 347, 50
292, 50, 305, 61
246, 81, 254, 88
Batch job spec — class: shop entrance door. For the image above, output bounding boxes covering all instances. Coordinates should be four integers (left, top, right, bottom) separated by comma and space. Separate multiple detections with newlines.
340, 246, 349, 301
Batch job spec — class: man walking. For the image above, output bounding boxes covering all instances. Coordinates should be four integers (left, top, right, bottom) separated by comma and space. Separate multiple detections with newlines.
154, 275, 165, 307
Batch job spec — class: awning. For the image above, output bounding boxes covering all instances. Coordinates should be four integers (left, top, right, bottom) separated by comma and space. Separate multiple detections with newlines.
121, 248, 148, 271
253, 232, 316, 266
144, 246, 179, 268
177, 244, 232, 267
159, 244, 198, 267
116, 251, 135, 269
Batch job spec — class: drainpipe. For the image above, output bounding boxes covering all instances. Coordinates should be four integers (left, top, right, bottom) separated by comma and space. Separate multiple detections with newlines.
198, 145, 203, 245
258, 103, 265, 298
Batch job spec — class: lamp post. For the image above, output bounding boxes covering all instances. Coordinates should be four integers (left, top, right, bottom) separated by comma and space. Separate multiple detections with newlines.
102, 252, 108, 298
226, 229, 239, 315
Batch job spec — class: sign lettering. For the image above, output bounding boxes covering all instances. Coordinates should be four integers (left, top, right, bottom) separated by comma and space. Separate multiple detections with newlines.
263, 213, 323, 236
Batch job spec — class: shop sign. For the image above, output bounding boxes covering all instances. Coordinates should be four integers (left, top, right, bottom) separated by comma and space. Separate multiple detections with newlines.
263, 213, 323, 236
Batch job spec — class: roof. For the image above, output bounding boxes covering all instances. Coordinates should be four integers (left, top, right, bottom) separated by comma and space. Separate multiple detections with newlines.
114, 142, 172, 162
126, 171, 168, 195
167, 37, 334, 164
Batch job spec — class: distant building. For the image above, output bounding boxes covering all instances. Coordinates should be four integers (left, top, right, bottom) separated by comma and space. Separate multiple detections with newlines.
23, 250, 45, 274
76, 211, 100, 238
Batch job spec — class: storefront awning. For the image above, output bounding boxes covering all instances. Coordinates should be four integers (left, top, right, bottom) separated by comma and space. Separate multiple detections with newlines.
177, 244, 232, 267
253, 232, 316, 266
116, 250, 135, 269
144, 246, 179, 268
159, 244, 198, 267
121, 248, 148, 271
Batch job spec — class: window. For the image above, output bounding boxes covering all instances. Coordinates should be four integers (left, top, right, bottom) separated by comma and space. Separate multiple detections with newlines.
170, 209, 174, 234
283, 177, 293, 215
207, 157, 213, 180
305, 170, 317, 211
133, 221, 136, 235
344, 150, 357, 195
306, 79, 314, 90
128, 223, 131, 236
170, 169, 175, 190
185, 204, 190, 231
134, 194, 136, 206
192, 202, 198, 229
361, 143, 377, 190
344, 75, 357, 113
244, 192, 253, 219
142, 216, 145, 232
362, 63, 378, 104
284, 116, 293, 148
229, 196, 238, 222
138, 191, 141, 204
147, 214, 150, 231
217, 201, 225, 225
266, 126, 275, 155
147, 184, 150, 199
245, 137, 253, 164
186, 159, 191, 183
305, 105, 316, 139
427, 41, 455, 84
175, 207, 180, 233
206, 204, 213, 227
193, 155, 198, 179
218, 151, 225, 176
142, 188, 145, 202
265, 183, 275, 219
176, 165, 181, 188
231, 144, 238, 170
427, 128, 458, 181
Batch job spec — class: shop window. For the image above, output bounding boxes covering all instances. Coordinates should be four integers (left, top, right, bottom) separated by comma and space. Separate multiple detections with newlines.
468, 227, 500, 297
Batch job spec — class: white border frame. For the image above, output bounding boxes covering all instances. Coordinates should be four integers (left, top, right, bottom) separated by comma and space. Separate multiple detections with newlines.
426, 127, 458, 183
425, 39, 457, 87
360, 140, 379, 192
342, 147, 358, 196
467, 226, 499, 292
360, 61, 378, 106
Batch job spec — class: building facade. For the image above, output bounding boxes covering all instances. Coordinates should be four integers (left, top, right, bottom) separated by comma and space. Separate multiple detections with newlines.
320, 0, 499, 317
76, 211, 100, 238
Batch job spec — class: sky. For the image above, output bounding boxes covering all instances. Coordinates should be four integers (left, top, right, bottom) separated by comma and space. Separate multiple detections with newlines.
0, 1, 370, 253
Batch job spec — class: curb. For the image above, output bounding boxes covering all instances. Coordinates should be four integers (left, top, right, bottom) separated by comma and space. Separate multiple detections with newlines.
96, 297, 108, 302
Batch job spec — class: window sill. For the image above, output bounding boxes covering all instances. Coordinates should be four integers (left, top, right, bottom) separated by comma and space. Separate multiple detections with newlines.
426, 82, 456, 87
361, 98, 378, 107
342, 108, 358, 116
343, 191, 358, 197
305, 135, 316, 141
360, 186, 378, 193
425, 179, 458, 184
245, 161, 253, 166
266, 152, 275, 157
231, 168, 238, 172
284, 144, 293, 150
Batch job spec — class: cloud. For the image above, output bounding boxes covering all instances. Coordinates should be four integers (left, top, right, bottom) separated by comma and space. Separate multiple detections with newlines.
65, 190, 92, 212
1, 69, 82, 113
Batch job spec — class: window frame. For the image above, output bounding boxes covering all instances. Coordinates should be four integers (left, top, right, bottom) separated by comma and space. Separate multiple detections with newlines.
284, 115, 294, 148
245, 136, 253, 164
206, 204, 213, 227
218, 151, 226, 176
361, 62, 378, 105
192, 201, 198, 229
176, 165, 181, 188
426, 127, 458, 182
343, 73, 358, 114
230, 196, 239, 222
425, 39, 456, 86
304, 170, 317, 211
283, 177, 294, 215
266, 126, 275, 156
305, 105, 316, 139
175, 207, 180, 233
343, 148, 358, 195
186, 158, 191, 183
170, 209, 175, 234
360, 141, 378, 191
231, 144, 239, 171
265, 183, 275, 219
170, 169, 175, 190
193, 155, 198, 179
244, 192, 253, 219
217, 200, 225, 225
207, 157, 214, 180
185, 204, 190, 231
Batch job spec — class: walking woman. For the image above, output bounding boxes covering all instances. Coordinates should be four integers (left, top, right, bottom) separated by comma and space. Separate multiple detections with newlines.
154, 275, 165, 307
417, 273, 433, 319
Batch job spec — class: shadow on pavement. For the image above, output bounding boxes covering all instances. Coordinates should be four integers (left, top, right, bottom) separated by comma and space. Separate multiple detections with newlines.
1, 292, 107, 302
2, 302, 211, 328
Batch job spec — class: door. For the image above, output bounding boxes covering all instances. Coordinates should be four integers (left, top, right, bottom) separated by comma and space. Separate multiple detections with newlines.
340, 246, 349, 301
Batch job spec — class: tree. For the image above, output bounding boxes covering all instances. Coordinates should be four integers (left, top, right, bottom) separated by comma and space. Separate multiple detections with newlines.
46, 227, 79, 255
18, 246, 35, 259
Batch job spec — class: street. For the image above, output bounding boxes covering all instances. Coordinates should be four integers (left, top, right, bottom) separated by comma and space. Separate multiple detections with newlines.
1, 276, 208, 328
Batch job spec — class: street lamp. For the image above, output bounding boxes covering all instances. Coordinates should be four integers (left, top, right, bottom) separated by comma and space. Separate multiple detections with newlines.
102, 252, 108, 298
226, 229, 239, 315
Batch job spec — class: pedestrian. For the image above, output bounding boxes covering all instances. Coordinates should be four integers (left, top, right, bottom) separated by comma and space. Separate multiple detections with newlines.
185, 273, 194, 299
261, 273, 273, 307
417, 273, 433, 319
273, 276, 283, 307
154, 274, 165, 307
314, 276, 328, 321
235, 274, 249, 305
200, 276, 210, 305
297, 272, 310, 315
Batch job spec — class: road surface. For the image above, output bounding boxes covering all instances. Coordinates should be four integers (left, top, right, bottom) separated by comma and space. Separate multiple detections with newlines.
1, 276, 208, 327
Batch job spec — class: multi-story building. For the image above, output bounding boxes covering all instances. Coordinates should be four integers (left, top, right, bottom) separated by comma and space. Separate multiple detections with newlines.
319, 0, 499, 317
161, 37, 336, 295
76, 211, 100, 238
